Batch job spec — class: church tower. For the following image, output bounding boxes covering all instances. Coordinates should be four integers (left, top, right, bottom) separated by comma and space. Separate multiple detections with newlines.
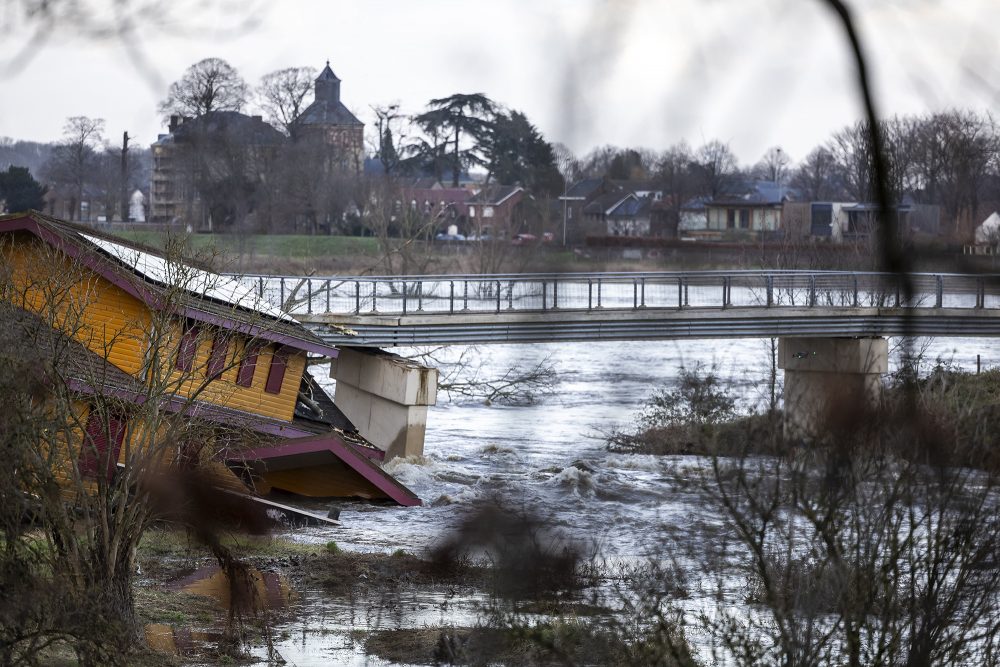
293, 61, 364, 172
314, 61, 341, 105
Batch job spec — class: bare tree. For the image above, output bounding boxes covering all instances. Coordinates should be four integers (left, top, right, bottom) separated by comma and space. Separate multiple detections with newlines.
577, 144, 620, 178
0, 234, 284, 664
159, 57, 249, 119
90, 139, 145, 222
829, 120, 878, 202
693, 139, 740, 197
552, 141, 581, 183
43, 116, 105, 220
657, 141, 698, 232
407, 346, 558, 406
753, 145, 791, 183
828, 118, 912, 205
257, 66, 316, 137
693, 369, 1000, 667
360, 176, 439, 276
921, 111, 1000, 239
790, 146, 843, 201
274, 139, 357, 236
369, 103, 412, 177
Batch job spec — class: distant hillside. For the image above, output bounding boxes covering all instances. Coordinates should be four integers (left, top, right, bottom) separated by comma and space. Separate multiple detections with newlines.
0, 138, 54, 175
0, 138, 152, 193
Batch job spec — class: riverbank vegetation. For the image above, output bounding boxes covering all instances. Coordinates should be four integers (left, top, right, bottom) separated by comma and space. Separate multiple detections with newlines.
598, 360, 1000, 665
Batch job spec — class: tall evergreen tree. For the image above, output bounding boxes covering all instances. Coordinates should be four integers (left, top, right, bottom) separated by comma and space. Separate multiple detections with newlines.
414, 93, 496, 186
0, 166, 47, 212
486, 110, 563, 196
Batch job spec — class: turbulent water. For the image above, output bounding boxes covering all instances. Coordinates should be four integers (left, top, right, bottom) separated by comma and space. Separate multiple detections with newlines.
295, 337, 992, 557
265, 336, 998, 665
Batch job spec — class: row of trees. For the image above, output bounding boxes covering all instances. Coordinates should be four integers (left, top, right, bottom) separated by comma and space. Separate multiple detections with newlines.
161, 58, 565, 195
557, 110, 1000, 240
139, 58, 565, 239
28, 56, 1000, 242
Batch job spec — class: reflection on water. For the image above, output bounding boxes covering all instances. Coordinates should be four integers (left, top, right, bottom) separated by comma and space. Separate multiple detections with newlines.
146, 566, 296, 658
143, 624, 219, 657
171, 564, 294, 610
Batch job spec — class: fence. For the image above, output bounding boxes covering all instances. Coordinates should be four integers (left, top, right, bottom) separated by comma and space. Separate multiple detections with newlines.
226, 271, 1000, 317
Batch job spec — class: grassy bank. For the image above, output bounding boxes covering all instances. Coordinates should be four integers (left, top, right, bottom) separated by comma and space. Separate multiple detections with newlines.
114, 231, 383, 274
110, 230, 803, 275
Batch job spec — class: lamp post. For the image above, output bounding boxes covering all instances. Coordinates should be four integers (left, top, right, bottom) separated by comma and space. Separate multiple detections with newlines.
561, 179, 568, 247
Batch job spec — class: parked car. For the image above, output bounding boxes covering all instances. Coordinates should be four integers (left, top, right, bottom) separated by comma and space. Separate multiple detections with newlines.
511, 233, 537, 246
435, 233, 466, 242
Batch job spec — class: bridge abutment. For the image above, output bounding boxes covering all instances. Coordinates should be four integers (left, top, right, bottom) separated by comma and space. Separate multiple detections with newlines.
779, 337, 888, 440
332, 347, 438, 460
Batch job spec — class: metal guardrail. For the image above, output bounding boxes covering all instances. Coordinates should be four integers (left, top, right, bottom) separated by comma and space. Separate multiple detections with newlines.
227, 271, 1000, 318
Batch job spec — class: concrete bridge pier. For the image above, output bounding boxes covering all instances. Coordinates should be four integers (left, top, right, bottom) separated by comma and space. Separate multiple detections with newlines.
332, 347, 438, 460
779, 337, 888, 440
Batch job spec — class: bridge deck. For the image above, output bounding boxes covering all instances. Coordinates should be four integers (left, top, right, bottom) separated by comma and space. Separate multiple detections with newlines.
226, 270, 1000, 347
300, 307, 1000, 346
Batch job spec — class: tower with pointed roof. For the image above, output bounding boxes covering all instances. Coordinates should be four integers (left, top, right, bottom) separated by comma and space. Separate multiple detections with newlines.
314, 61, 341, 104
293, 61, 364, 172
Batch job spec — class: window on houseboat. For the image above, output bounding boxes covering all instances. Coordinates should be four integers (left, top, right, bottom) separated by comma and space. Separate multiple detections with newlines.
206, 331, 229, 379
175, 321, 200, 372
236, 340, 263, 388
264, 345, 290, 394
79, 409, 127, 480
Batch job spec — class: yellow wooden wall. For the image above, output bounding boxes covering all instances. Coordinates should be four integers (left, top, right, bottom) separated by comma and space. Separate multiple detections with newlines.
165, 324, 304, 422
2, 230, 304, 424
5, 231, 151, 376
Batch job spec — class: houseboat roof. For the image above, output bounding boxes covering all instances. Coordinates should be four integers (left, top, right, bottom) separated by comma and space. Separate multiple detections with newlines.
0, 303, 144, 397
0, 211, 339, 357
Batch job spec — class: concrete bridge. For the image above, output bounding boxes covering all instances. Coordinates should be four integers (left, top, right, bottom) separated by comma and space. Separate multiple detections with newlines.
229, 270, 1000, 456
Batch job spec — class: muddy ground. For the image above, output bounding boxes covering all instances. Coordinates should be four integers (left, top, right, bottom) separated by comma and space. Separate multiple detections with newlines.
131, 529, 624, 666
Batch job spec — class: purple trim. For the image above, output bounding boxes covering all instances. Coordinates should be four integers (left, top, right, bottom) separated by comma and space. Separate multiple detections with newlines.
180, 307, 339, 357
65, 377, 383, 461
231, 435, 420, 507
0, 215, 339, 358
350, 445, 385, 462
65, 376, 311, 434
0, 217, 163, 307
66, 378, 146, 403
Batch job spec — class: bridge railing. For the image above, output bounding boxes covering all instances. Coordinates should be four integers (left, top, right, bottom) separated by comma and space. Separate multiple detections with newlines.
228, 271, 1000, 317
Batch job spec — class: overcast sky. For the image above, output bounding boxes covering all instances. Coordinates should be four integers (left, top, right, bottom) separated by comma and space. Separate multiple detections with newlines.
2, 0, 998, 166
